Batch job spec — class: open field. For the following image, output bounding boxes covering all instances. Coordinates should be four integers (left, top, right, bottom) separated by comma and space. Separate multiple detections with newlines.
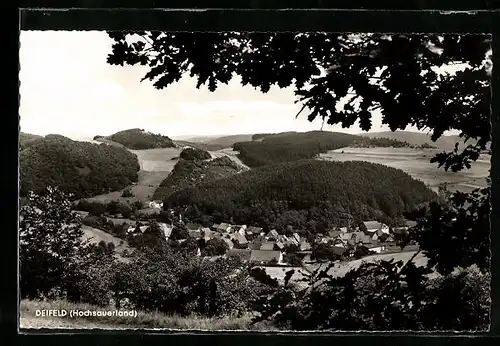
84, 148, 182, 203
319, 147, 490, 193
20, 299, 275, 330
82, 225, 130, 261
130, 148, 182, 171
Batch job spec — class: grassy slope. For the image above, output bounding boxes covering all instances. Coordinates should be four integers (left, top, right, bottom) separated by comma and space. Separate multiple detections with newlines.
319, 147, 490, 193
20, 300, 275, 330
81, 225, 131, 261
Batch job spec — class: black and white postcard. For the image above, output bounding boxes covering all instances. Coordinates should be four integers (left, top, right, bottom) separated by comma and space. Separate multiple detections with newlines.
19, 30, 491, 332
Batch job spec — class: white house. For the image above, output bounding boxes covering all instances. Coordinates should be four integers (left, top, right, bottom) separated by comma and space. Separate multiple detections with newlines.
148, 201, 163, 210
363, 221, 390, 234
158, 222, 173, 240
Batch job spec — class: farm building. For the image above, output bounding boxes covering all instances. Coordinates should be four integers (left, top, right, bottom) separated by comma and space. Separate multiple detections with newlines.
362, 220, 390, 234
217, 223, 232, 232
267, 229, 279, 239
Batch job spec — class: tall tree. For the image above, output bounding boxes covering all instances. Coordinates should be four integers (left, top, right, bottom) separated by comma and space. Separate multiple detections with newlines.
19, 187, 85, 299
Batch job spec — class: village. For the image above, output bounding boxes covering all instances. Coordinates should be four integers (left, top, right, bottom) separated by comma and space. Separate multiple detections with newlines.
124, 201, 419, 269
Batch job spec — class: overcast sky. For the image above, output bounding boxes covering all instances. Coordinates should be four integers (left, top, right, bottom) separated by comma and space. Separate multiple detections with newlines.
20, 31, 462, 140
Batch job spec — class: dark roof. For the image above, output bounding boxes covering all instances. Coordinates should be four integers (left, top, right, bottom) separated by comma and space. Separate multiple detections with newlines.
363, 221, 385, 230
260, 242, 275, 251
250, 240, 263, 250
248, 226, 263, 234
250, 250, 281, 263
332, 246, 347, 256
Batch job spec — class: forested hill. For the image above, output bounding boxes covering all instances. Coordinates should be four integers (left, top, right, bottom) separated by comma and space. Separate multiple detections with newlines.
19, 132, 43, 150
94, 128, 176, 150
164, 160, 437, 233
20, 135, 140, 199
153, 156, 241, 201
233, 131, 359, 167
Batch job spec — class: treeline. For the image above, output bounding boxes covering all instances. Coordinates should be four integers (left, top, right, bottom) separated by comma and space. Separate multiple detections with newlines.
19, 132, 43, 150
75, 199, 144, 219
164, 160, 437, 234
233, 131, 358, 167
20, 135, 140, 199
153, 156, 241, 201
352, 137, 437, 149
95, 128, 176, 150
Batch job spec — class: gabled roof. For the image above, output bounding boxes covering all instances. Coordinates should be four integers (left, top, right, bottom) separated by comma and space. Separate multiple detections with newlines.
218, 222, 231, 230
275, 241, 285, 250
363, 221, 386, 231
339, 227, 348, 233
260, 242, 276, 251
362, 235, 372, 244
234, 233, 248, 244
247, 226, 263, 234
250, 250, 281, 263
267, 229, 279, 238
223, 238, 234, 249
352, 231, 365, 242
339, 233, 352, 241
292, 233, 301, 243
332, 246, 347, 256
250, 239, 263, 250
328, 230, 341, 239
158, 223, 173, 239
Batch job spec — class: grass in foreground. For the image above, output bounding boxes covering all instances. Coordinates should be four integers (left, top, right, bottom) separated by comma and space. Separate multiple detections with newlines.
20, 299, 277, 330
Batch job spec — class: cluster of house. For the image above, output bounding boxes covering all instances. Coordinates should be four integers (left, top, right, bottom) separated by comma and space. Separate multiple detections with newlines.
126, 218, 418, 266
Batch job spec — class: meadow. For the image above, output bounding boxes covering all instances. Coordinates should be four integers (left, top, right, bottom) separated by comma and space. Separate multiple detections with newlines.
84, 148, 182, 204
319, 147, 490, 193
20, 299, 275, 330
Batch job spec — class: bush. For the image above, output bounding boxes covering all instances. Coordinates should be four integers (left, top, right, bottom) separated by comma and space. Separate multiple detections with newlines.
121, 188, 134, 197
